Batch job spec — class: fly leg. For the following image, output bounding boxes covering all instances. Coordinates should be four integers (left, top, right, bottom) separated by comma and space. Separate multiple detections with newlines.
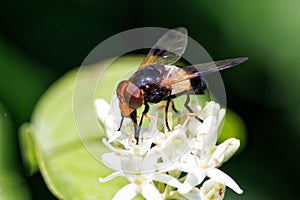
165, 99, 181, 131
137, 102, 150, 143
164, 89, 174, 132
184, 95, 203, 123
171, 100, 179, 113
117, 116, 124, 131
165, 98, 172, 131
130, 110, 139, 143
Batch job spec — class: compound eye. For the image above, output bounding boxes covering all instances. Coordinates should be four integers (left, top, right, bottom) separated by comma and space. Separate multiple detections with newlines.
124, 83, 143, 109
116, 80, 128, 98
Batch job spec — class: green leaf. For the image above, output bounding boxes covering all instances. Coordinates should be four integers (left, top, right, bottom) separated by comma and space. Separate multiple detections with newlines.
19, 123, 39, 175
20, 56, 143, 199
218, 109, 247, 152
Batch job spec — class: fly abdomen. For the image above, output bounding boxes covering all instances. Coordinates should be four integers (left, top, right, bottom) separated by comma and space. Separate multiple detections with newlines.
180, 65, 207, 94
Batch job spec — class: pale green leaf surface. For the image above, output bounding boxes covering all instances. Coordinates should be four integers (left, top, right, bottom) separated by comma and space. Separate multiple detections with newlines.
20, 56, 144, 199
218, 109, 247, 153
19, 123, 39, 175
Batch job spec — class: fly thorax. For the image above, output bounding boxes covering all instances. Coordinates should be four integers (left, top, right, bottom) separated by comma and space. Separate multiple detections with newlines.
129, 64, 165, 88
143, 83, 168, 103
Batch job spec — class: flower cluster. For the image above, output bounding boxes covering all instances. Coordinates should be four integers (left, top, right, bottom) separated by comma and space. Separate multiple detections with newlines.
95, 98, 243, 200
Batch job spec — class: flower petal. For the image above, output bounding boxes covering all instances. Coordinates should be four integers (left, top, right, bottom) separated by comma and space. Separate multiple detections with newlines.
200, 179, 225, 200
102, 138, 130, 155
98, 171, 124, 183
112, 183, 138, 200
141, 183, 163, 200
108, 131, 122, 143
207, 168, 243, 194
196, 116, 218, 158
152, 172, 182, 188
101, 152, 123, 171
199, 101, 220, 120
176, 162, 207, 194
178, 172, 206, 194
181, 188, 202, 200
95, 99, 119, 138
94, 99, 110, 123
217, 108, 226, 127
178, 174, 199, 194
142, 151, 161, 172
221, 138, 240, 164
158, 126, 191, 165
209, 138, 240, 167
177, 162, 203, 176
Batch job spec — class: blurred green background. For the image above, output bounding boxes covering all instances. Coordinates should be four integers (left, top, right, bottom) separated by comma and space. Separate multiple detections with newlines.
0, 0, 299, 199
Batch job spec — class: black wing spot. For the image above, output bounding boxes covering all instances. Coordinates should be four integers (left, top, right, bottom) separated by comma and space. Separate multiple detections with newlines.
152, 48, 167, 57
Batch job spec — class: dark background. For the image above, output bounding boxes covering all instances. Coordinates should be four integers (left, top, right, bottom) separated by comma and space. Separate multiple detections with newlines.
1, 0, 299, 199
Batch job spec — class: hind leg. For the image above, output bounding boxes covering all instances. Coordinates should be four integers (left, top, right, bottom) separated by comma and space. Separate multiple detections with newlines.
184, 95, 203, 123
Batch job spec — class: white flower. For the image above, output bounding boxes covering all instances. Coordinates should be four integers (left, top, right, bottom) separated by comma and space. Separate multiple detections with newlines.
200, 179, 226, 200
177, 138, 243, 195
95, 98, 243, 199
95, 97, 162, 155
153, 120, 193, 170
181, 179, 226, 200
94, 99, 119, 140
99, 139, 183, 200
188, 101, 226, 158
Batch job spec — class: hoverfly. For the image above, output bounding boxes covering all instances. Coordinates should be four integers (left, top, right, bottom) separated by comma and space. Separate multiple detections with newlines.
116, 27, 247, 143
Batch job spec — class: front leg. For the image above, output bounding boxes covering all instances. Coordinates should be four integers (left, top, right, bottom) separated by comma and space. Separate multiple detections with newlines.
138, 102, 150, 141
117, 116, 124, 131
164, 89, 173, 132
129, 110, 139, 142
165, 98, 172, 131
165, 98, 179, 131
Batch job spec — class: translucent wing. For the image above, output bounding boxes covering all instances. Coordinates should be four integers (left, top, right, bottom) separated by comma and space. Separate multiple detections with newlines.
194, 57, 248, 76
140, 27, 188, 68
162, 57, 248, 86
